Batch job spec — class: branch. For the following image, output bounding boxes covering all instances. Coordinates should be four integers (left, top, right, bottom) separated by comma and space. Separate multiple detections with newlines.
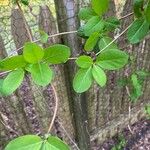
96, 23, 132, 56
47, 84, 59, 134
119, 12, 133, 20
10, 30, 78, 56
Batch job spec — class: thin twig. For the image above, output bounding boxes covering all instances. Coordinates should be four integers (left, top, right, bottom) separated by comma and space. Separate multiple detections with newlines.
0, 112, 19, 136
96, 23, 132, 56
10, 30, 78, 55
119, 12, 134, 20
125, 86, 134, 134
58, 120, 80, 150
47, 84, 59, 134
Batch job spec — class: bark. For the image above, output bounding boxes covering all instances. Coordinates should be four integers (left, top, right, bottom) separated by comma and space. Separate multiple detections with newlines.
54, 0, 91, 149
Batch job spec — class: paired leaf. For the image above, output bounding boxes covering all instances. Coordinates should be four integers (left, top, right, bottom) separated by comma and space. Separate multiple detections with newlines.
92, 65, 107, 87
133, 0, 144, 18
78, 7, 96, 20
23, 42, 44, 63
104, 17, 120, 31
84, 32, 100, 51
4, 135, 70, 150
30, 63, 53, 86
96, 49, 129, 70
46, 136, 70, 150
92, 0, 109, 16
2, 69, 24, 96
73, 68, 93, 93
0, 56, 27, 71
98, 37, 117, 50
82, 16, 105, 36
127, 18, 149, 44
4, 135, 42, 150
43, 44, 71, 64
76, 55, 93, 68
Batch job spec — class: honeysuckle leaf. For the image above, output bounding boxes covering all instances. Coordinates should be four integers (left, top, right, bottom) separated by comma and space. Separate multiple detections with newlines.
76, 55, 93, 68
96, 49, 129, 70
23, 42, 44, 63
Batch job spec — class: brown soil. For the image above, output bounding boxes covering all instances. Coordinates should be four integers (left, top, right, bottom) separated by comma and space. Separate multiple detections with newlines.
94, 118, 150, 150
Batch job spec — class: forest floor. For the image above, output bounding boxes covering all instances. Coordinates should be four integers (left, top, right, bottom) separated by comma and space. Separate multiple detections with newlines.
96, 118, 150, 150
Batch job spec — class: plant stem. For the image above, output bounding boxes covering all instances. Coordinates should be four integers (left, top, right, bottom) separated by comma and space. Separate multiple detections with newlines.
47, 84, 59, 134
96, 23, 132, 56
119, 12, 133, 20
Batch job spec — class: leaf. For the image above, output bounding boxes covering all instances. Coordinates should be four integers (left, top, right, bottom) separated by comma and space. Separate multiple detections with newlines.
117, 78, 129, 87
131, 74, 142, 93
104, 17, 120, 31
39, 30, 49, 43
43, 44, 71, 64
45, 136, 70, 150
98, 37, 117, 50
2, 69, 24, 96
92, 65, 107, 87
0, 79, 4, 96
73, 68, 93, 93
76, 55, 93, 68
21, 0, 29, 5
84, 32, 100, 51
23, 42, 44, 63
96, 49, 129, 70
78, 7, 97, 20
4, 135, 42, 150
127, 18, 149, 44
92, 0, 109, 16
0, 56, 27, 71
133, 0, 144, 18
30, 63, 53, 86
82, 16, 105, 36
145, 0, 150, 24
130, 74, 142, 101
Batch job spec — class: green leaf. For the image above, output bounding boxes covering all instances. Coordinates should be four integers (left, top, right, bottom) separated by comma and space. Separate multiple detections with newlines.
2, 69, 24, 96
0, 79, 4, 96
73, 68, 93, 93
145, 105, 150, 116
92, 65, 107, 87
92, 0, 109, 16
39, 30, 49, 44
78, 7, 97, 20
133, 0, 144, 18
30, 63, 53, 86
23, 42, 44, 63
117, 78, 129, 87
82, 16, 105, 36
130, 74, 142, 101
0, 56, 27, 71
127, 18, 149, 44
145, 0, 150, 24
45, 136, 70, 150
104, 17, 120, 31
84, 32, 100, 51
21, 0, 29, 5
4, 135, 42, 150
76, 55, 93, 68
43, 44, 71, 64
98, 37, 117, 50
96, 49, 129, 70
